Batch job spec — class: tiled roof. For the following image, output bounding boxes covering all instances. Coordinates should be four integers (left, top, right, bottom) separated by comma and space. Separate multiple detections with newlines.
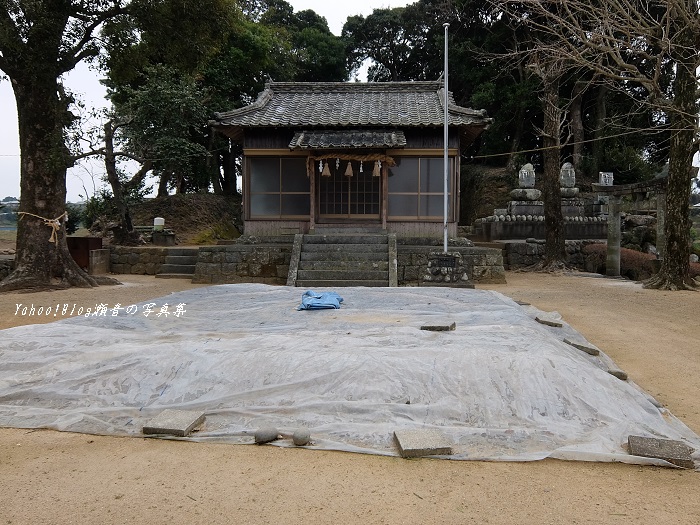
212, 82, 491, 140
289, 130, 407, 149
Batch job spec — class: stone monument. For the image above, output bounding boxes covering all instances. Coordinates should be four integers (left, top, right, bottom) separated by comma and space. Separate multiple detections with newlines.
507, 163, 544, 218
475, 163, 607, 241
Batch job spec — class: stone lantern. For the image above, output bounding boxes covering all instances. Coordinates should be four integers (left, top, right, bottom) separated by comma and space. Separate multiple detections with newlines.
596, 172, 614, 207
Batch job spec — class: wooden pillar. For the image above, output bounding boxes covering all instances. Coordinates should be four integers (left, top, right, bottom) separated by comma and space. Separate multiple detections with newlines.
381, 160, 388, 231
656, 191, 666, 260
606, 195, 621, 277
308, 157, 316, 233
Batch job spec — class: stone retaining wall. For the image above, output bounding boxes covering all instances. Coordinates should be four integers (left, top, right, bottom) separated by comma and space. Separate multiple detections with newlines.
108, 241, 507, 286
398, 245, 506, 285
504, 239, 605, 270
109, 246, 169, 275
192, 244, 293, 284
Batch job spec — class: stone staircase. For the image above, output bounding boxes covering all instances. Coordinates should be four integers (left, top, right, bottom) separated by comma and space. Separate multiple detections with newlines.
156, 247, 199, 279
289, 227, 396, 287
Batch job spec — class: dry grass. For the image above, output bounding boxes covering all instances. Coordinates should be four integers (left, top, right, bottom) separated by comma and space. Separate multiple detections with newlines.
0, 229, 16, 242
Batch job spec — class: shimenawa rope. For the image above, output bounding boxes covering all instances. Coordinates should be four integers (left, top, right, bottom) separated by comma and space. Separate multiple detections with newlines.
17, 211, 68, 244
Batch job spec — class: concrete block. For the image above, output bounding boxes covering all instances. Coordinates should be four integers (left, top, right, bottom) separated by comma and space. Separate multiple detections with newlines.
608, 368, 628, 381
89, 249, 110, 275
627, 435, 695, 469
535, 316, 563, 328
142, 409, 205, 437
394, 429, 453, 458
564, 338, 600, 356
420, 322, 456, 331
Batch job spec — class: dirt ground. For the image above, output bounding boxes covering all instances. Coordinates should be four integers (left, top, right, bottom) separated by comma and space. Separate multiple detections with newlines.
1, 272, 699, 525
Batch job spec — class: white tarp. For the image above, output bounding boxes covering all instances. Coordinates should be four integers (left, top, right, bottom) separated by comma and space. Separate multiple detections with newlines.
1, 283, 698, 466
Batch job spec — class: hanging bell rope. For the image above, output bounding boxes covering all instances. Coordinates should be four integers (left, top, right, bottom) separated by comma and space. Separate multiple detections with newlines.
311, 152, 395, 167
321, 160, 331, 177
344, 161, 354, 177
18, 211, 67, 245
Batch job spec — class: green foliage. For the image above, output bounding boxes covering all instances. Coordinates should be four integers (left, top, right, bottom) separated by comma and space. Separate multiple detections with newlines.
114, 65, 211, 192
65, 204, 82, 234
192, 221, 241, 244
459, 165, 486, 225
103, 0, 347, 197
81, 191, 112, 230
80, 173, 148, 229
103, 0, 238, 90
343, 2, 442, 81
691, 241, 700, 258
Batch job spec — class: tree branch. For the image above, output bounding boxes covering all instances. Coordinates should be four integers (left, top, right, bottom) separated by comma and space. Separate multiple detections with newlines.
123, 160, 153, 193
71, 148, 105, 163
58, 4, 130, 73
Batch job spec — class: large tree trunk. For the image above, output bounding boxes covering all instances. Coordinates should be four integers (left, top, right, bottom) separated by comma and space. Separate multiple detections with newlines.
590, 85, 608, 177
221, 148, 239, 195
541, 76, 566, 267
103, 121, 137, 244
157, 173, 170, 197
506, 105, 525, 171
0, 78, 108, 291
570, 81, 585, 173
644, 36, 698, 290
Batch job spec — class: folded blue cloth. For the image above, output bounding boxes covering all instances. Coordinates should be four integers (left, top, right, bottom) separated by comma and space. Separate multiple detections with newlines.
297, 290, 344, 310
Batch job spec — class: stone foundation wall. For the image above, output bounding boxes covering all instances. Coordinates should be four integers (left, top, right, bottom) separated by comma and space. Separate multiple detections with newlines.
107, 240, 506, 286
478, 220, 607, 241
504, 239, 605, 270
192, 244, 293, 284
397, 245, 506, 285
110, 246, 169, 275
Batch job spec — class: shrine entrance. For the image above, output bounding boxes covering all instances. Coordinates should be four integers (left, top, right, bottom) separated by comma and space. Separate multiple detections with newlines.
317, 160, 381, 221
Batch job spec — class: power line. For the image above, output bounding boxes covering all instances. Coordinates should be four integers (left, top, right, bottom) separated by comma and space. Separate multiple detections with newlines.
470, 127, 696, 160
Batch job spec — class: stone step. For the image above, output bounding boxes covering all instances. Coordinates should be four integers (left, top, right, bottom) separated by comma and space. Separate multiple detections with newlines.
295, 279, 389, 287
298, 260, 389, 271
301, 243, 389, 253
304, 235, 388, 245
312, 227, 386, 234
159, 264, 196, 275
300, 251, 387, 262
165, 248, 199, 256
296, 269, 389, 281
155, 273, 194, 280
164, 255, 198, 265
473, 241, 507, 250
217, 235, 295, 245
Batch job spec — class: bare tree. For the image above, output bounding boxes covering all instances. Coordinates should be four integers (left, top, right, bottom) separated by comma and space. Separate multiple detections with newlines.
489, 0, 699, 289
529, 56, 568, 268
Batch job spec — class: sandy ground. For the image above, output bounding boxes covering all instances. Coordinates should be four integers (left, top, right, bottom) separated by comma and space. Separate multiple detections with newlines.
1, 272, 699, 525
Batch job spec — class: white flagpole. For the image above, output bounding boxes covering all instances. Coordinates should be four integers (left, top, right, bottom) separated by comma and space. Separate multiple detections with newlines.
443, 22, 450, 254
